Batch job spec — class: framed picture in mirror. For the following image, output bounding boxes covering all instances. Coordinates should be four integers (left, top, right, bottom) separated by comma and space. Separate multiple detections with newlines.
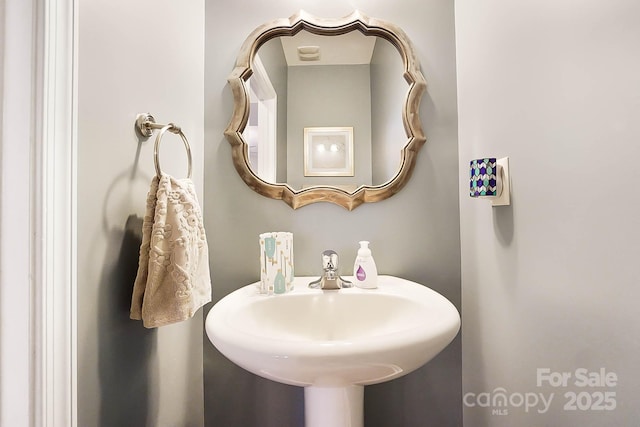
303, 127, 354, 177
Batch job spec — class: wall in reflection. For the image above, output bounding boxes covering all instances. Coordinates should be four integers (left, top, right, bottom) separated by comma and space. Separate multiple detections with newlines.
371, 35, 406, 184
287, 64, 371, 189
247, 33, 408, 191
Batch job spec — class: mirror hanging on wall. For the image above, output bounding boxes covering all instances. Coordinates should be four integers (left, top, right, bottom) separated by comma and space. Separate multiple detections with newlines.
226, 10, 427, 210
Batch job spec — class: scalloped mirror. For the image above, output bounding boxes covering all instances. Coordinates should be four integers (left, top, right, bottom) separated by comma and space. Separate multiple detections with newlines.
225, 11, 426, 210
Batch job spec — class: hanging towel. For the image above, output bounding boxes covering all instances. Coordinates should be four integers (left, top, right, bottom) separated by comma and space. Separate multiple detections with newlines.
130, 174, 211, 328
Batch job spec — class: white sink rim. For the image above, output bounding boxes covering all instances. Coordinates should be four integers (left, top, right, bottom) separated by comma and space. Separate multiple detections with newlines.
206, 275, 460, 387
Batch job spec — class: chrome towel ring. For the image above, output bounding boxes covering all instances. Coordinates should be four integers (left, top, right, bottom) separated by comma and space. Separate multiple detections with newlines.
135, 113, 193, 179
154, 124, 192, 179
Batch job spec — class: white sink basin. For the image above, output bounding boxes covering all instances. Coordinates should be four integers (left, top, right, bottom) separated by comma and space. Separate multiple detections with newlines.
206, 275, 460, 427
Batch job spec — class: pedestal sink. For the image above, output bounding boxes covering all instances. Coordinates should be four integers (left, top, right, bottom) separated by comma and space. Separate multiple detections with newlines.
205, 275, 460, 427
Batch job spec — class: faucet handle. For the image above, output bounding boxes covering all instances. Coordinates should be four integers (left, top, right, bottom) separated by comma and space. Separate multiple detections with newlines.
321, 250, 339, 271
309, 249, 353, 289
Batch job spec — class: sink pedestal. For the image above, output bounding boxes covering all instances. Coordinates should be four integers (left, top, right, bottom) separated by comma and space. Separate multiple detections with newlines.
305, 385, 363, 427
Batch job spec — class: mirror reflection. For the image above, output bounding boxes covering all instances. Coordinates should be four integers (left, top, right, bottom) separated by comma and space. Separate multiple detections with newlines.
244, 30, 408, 192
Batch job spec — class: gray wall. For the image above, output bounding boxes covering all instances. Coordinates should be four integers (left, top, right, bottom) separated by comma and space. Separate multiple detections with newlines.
456, 0, 640, 426
204, 0, 460, 426
76, 1, 205, 426
371, 37, 407, 184
287, 64, 372, 189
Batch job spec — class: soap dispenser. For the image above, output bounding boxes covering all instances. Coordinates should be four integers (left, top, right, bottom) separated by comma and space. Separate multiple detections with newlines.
353, 241, 378, 289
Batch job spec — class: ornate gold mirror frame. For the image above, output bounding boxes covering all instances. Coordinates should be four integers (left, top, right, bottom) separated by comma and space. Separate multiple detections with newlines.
225, 10, 426, 210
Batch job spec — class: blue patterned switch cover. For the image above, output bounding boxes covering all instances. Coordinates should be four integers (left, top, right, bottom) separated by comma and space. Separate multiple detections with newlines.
470, 158, 498, 197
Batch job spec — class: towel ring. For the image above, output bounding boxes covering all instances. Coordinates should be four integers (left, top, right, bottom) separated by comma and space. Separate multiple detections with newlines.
154, 124, 193, 179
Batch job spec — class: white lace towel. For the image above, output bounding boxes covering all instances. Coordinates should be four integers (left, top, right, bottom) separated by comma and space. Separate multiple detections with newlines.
130, 174, 211, 328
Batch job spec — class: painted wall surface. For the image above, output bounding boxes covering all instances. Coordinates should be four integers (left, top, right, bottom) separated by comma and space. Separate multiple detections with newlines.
287, 64, 372, 189
0, 0, 32, 425
76, 1, 205, 426
205, 1, 460, 426
456, 1, 640, 426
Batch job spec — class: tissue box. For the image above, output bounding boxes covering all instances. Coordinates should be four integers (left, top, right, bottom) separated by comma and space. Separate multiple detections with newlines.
259, 232, 294, 294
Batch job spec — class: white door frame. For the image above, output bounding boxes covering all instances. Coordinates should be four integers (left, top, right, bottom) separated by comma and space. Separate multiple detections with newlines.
1, 0, 77, 426
249, 54, 277, 182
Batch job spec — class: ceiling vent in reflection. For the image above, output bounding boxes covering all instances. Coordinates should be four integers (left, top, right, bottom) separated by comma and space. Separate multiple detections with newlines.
297, 45, 320, 61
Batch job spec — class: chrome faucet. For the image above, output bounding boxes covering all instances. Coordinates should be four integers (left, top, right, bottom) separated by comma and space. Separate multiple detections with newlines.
309, 250, 353, 290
